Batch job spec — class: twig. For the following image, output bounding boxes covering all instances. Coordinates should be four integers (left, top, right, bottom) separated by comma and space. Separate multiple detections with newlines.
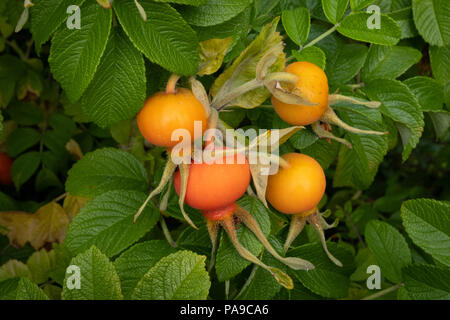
362, 283, 404, 300
52, 193, 67, 203
159, 216, 177, 248
5, 40, 27, 60
302, 24, 339, 49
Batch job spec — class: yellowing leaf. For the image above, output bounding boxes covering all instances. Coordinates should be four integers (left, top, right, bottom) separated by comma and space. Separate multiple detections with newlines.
0, 211, 36, 247
210, 17, 285, 109
30, 202, 70, 249
0, 202, 70, 250
96, 0, 111, 9
65, 139, 83, 160
198, 37, 232, 76
63, 193, 89, 220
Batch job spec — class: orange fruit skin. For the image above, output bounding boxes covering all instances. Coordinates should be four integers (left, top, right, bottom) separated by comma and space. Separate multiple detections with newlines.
202, 203, 237, 221
266, 153, 326, 215
173, 152, 251, 213
0, 152, 13, 185
137, 88, 208, 148
271, 61, 329, 126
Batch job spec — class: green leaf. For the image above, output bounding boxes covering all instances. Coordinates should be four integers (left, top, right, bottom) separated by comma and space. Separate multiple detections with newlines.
180, 0, 252, 26
337, 12, 401, 45
49, 243, 73, 286
210, 17, 285, 109
62, 246, 123, 300
326, 43, 368, 85
49, 2, 111, 102
153, 0, 206, 5
365, 220, 412, 283
132, 250, 210, 300
0, 260, 31, 282
429, 45, 450, 86
288, 278, 322, 299
333, 108, 388, 189
401, 199, 450, 267
362, 45, 422, 81
114, 240, 178, 298
81, 28, 146, 128
288, 128, 319, 149
30, 0, 87, 53
350, 0, 375, 11
332, 100, 383, 123
6, 128, 40, 158
113, 0, 199, 76
301, 139, 340, 170
26, 249, 56, 284
322, 0, 349, 24
388, 7, 418, 39
363, 79, 424, 161
66, 148, 149, 197
65, 190, 159, 258
403, 263, 450, 299
429, 111, 450, 139
11, 151, 41, 190
6, 101, 44, 126
193, 8, 251, 41
215, 196, 271, 281
350, 247, 377, 281
404, 76, 445, 112
289, 242, 355, 298
0, 55, 25, 108
412, 0, 450, 46
282, 7, 310, 45
0, 277, 48, 300
291, 46, 326, 69
35, 168, 62, 192
177, 222, 212, 256
0, 191, 18, 211
429, 45, 450, 107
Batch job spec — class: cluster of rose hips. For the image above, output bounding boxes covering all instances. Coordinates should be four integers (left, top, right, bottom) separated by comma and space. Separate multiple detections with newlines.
133, 61, 367, 289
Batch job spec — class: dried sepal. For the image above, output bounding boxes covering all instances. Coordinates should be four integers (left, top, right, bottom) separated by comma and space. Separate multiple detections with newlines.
264, 71, 298, 84
328, 94, 381, 109
158, 178, 172, 212
134, 0, 147, 21
219, 215, 294, 290
307, 213, 343, 267
178, 163, 198, 230
265, 80, 317, 106
311, 121, 353, 149
320, 106, 388, 136
249, 126, 303, 152
234, 206, 315, 271
134, 159, 177, 223
249, 163, 270, 208
205, 108, 219, 144
318, 213, 339, 230
211, 79, 263, 110
283, 214, 307, 254
206, 219, 220, 273
190, 77, 211, 117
